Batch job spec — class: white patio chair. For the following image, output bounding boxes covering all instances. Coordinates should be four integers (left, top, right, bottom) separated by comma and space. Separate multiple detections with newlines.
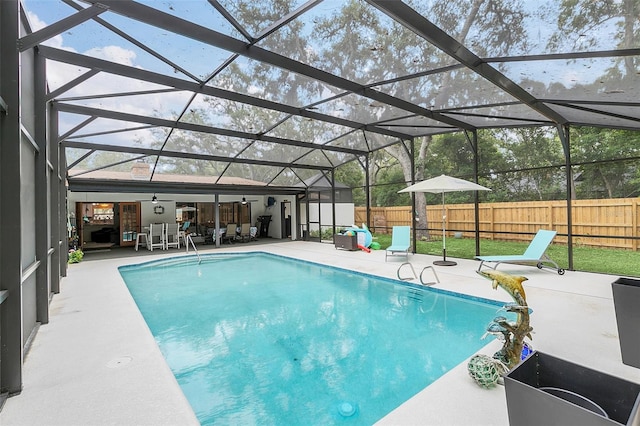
148, 223, 165, 251
165, 223, 180, 249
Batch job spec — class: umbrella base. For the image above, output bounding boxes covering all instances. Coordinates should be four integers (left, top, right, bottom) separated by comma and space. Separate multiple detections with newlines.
433, 260, 457, 266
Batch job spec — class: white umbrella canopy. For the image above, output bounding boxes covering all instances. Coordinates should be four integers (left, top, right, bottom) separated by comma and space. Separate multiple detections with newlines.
399, 174, 491, 266
399, 174, 491, 194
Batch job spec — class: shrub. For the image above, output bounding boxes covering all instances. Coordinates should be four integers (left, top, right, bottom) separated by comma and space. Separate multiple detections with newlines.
68, 249, 84, 264
309, 227, 338, 240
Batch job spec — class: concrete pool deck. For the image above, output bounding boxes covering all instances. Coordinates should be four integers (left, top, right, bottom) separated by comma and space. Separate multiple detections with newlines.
2, 240, 639, 425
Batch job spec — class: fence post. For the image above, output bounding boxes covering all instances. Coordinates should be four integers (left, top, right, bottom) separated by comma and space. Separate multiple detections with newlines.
490, 205, 495, 240
633, 199, 638, 252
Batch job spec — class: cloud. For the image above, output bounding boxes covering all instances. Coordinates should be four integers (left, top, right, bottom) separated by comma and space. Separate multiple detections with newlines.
26, 7, 230, 153
26, 10, 64, 49
24, 11, 188, 147
84, 45, 137, 66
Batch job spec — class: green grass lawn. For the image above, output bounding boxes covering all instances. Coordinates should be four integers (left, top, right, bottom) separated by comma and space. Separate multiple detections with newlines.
372, 234, 640, 278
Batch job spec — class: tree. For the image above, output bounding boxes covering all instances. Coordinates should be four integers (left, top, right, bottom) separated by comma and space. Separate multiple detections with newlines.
372, 167, 411, 207
546, 0, 640, 199
134, 0, 533, 207
414, 130, 510, 204
66, 148, 140, 174
549, 0, 639, 80
334, 160, 365, 206
364, 148, 407, 207
145, 108, 239, 177
138, 0, 350, 185
493, 127, 565, 201
370, 0, 528, 237
293, 0, 530, 236
569, 127, 640, 198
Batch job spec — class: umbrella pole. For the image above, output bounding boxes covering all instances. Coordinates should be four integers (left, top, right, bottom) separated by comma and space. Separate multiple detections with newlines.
433, 191, 457, 266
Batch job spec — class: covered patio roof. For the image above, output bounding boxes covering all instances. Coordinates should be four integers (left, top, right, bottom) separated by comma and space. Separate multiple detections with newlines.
21, 0, 640, 194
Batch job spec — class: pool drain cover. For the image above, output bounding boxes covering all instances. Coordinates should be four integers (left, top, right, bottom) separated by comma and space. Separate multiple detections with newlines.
338, 402, 356, 417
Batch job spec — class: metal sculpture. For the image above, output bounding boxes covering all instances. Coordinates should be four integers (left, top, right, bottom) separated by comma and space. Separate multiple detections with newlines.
468, 269, 533, 388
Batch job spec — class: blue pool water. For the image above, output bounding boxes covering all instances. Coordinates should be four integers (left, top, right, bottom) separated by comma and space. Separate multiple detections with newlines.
119, 252, 503, 425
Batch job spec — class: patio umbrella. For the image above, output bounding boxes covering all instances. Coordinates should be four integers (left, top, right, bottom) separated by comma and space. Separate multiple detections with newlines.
399, 174, 491, 266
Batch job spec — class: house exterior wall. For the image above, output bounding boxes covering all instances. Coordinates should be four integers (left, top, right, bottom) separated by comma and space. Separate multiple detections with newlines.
68, 192, 300, 241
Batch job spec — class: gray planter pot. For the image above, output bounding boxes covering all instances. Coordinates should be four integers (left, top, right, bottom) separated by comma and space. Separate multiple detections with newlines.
612, 277, 640, 368
504, 351, 640, 426
334, 234, 357, 251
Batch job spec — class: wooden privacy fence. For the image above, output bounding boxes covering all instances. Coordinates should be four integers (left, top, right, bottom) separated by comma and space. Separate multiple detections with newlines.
355, 198, 640, 251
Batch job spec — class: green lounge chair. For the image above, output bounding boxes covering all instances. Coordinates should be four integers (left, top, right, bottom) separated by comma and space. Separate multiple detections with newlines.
385, 226, 411, 261
476, 229, 565, 275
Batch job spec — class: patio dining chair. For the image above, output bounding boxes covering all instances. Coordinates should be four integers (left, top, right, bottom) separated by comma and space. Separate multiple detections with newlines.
165, 223, 180, 249
148, 223, 165, 251
222, 223, 237, 244
239, 223, 251, 242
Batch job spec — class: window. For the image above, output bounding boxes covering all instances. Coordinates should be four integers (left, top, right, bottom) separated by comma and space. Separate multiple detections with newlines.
175, 201, 252, 234
83, 203, 114, 225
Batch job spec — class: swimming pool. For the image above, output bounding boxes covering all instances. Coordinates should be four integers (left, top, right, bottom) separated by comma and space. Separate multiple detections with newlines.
119, 252, 504, 425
